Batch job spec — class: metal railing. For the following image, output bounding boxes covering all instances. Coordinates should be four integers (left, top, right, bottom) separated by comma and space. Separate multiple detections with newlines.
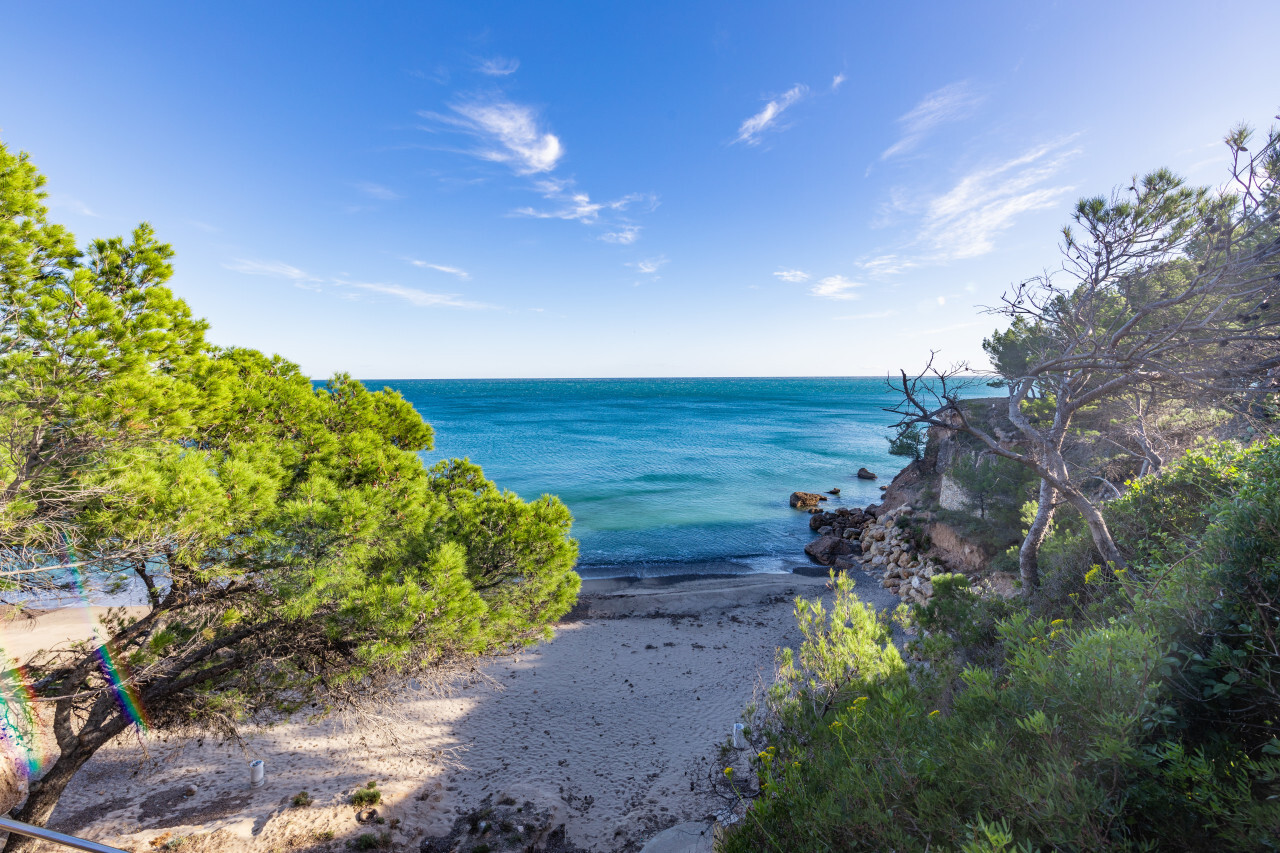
0, 817, 126, 852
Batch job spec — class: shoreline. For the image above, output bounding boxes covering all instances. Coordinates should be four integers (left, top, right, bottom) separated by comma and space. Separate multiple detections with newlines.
28, 569, 896, 852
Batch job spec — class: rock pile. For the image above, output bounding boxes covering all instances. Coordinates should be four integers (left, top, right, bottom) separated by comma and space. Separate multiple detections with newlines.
855, 505, 946, 606
802, 506, 869, 567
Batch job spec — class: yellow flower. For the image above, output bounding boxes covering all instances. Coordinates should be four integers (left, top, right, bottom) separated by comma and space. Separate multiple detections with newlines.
723, 767, 734, 779
929, 709, 940, 718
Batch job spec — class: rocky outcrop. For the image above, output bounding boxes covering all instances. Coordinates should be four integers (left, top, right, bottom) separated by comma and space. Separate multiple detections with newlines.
856, 467, 877, 480
856, 505, 951, 606
789, 491, 827, 508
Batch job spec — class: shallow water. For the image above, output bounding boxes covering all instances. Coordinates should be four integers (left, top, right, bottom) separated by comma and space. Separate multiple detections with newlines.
377, 377, 914, 578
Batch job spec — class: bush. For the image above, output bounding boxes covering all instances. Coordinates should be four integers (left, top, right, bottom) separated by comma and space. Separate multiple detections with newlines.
351, 783, 381, 808
724, 441, 1280, 852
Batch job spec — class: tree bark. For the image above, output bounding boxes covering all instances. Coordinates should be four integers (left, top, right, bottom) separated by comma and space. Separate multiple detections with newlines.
1019, 478, 1058, 596
1065, 488, 1126, 571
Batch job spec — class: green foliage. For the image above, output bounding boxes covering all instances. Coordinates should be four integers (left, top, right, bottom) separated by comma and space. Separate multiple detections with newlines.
351, 783, 382, 807
351, 832, 390, 850
887, 423, 926, 460
725, 441, 1280, 852
291, 791, 313, 808
0, 141, 581, 830
948, 451, 1036, 525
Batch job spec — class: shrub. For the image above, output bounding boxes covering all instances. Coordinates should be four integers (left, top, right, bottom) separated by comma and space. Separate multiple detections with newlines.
724, 440, 1280, 852
351, 784, 381, 808
291, 791, 313, 808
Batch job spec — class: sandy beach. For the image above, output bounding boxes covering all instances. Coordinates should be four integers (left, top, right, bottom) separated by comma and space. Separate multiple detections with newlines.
3, 570, 897, 852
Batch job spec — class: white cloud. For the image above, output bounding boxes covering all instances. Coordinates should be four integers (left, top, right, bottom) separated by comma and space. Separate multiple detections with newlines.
773, 269, 811, 283
629, 256, 667, 274
477, 56, 520, 76
735, 84, 808, 145
831, 73, 846, 92
881, 81, 984, 161
351, 281, 491, 309
425, 100, 564, 174
857, 254, 916, 277
355, 182, 401, 200
408, 259, 471, 280
920, 138, 1078, 260
600, 225, 642, 245
225, 259, 317, 282
811, 275, 865, 300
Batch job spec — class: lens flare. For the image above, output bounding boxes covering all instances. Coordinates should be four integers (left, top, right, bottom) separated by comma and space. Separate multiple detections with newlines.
67, 563, 150, 733
0, 661, 43, 778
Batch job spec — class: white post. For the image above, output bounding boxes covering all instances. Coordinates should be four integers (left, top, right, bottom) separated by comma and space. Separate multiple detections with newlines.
732, 723, 746, 749
249, 759, 265, 788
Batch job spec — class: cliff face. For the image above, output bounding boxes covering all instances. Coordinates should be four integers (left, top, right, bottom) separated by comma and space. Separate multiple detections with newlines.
874, 398, 1016, 576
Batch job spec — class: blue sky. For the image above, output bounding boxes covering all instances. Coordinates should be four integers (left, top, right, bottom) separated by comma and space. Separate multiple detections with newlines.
3, 2, 1278, 378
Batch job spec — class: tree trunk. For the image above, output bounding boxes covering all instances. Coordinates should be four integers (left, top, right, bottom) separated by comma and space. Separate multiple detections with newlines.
1018, 478, 1058, 596
3, 745, 96, 853
1063, 488, 1126, 571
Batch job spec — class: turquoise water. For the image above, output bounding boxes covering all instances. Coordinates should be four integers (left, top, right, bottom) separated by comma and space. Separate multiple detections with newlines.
375, 377, 910, 578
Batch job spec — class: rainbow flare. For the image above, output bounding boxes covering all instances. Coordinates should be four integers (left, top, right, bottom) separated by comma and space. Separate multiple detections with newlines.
66, 556, 150, 734
0, 660, 43, 778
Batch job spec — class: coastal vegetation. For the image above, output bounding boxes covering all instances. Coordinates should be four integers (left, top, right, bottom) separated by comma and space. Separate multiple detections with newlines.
892, 122, 1280, 594
725, 123, 1280, 850
0, 141, 579, 847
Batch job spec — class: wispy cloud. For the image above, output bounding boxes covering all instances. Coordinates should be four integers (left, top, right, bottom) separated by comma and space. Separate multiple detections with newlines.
857, 254, 917, 277
811, 275, 865, 300
881, 81, 984, 161
423, 99, 564, 174
408, 259, 471, 280
225, 259, 317, 282
355, 182, 401, 200
477, 56, 520, 76
773, 269, 811, 283
831, 73, 846, 92
600, 225, 642, 245
514, 179, 656, 244
735, 84, 808, 145
920, 138, 1078, 260
349, 281, 492, 309
629, 256, 668, 274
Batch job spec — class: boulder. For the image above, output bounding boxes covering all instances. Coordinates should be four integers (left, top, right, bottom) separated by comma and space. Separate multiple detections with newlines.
826, 487, 841, 495
809, 511, 835, 531
804, 534, 855, 566
790, 491, 827, 508
856, 467, 877, 480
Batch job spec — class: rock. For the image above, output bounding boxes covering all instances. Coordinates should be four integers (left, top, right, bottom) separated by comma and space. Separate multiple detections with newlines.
184, 784, 198, 798
809, 512, 835, 531
856, 467, 877, 480
0, 756, 26, 815
790, 491, 827, 508
833, 556, 858, 570
818, 525, 833, 536
826, 487, 841, 495
879, 485, 889, 491
842, 528, 858, 540
805, 534, 855, 566
357, 807, 379, 824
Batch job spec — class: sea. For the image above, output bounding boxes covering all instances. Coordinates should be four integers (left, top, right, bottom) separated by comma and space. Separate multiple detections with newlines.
375, 377, 913, 579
